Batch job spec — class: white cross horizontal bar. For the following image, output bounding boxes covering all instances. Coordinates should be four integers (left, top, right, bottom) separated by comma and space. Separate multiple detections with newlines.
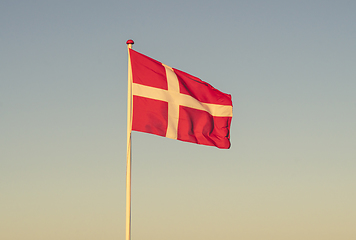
133, 83, 233, 117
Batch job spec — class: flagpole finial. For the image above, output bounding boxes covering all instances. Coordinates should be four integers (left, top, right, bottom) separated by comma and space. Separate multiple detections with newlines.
126, 39, 134, 49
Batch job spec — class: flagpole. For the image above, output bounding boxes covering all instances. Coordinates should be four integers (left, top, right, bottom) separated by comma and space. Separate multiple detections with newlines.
125, 39, 134, 240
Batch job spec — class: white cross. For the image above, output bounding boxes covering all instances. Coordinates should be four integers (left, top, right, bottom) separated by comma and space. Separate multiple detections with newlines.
132, 63, 233, 140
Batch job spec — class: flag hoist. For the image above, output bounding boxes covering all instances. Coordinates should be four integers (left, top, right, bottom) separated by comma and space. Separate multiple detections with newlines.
125, 39, 233, 240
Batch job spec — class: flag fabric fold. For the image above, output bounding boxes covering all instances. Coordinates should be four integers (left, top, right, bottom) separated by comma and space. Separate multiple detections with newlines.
129, 49, 233, 149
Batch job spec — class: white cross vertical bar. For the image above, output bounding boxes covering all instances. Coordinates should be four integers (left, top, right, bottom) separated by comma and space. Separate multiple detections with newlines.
163, 64, 180, 140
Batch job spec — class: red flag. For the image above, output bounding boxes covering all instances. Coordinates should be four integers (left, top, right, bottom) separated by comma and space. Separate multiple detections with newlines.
129, 49, 233, 149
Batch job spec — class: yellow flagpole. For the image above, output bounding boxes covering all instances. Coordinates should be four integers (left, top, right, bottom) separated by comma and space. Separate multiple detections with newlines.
125, 39, 134, 240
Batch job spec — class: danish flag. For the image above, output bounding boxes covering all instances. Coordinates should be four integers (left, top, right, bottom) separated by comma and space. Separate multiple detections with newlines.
129, 49, 233, 149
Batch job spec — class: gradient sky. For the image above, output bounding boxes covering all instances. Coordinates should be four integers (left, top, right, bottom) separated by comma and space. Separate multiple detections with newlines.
1, 1, 355, 240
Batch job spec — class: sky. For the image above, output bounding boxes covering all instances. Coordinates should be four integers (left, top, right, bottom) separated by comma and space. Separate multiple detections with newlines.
1, 0, 355, 239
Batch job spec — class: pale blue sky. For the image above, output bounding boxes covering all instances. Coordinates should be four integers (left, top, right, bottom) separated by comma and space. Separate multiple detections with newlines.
1, 1, 355, 239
